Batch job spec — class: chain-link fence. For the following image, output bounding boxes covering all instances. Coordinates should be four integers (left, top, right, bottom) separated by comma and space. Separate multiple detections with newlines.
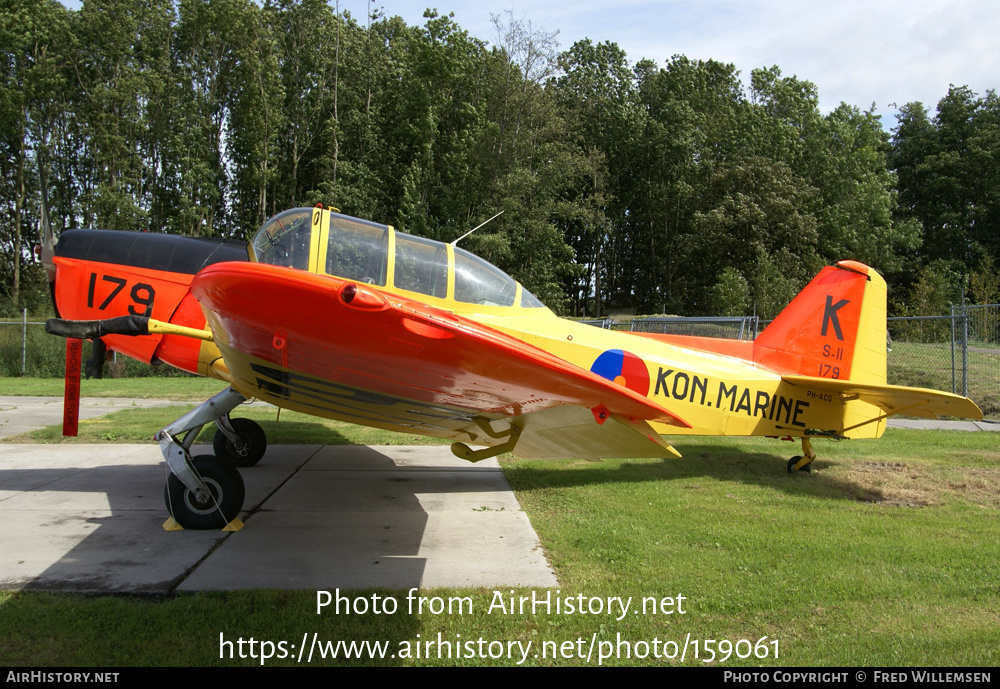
888, 304, 1000, 419
630, 315, 761, 339
0, 312, 194, 380
0, 315, 66, 377
577, 318, 615, 329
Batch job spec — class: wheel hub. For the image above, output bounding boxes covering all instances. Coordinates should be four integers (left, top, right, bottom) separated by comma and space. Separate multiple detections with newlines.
184, 478, 222, 515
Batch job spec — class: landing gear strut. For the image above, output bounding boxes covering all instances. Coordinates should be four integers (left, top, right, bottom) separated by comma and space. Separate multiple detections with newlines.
787, 437, 817, 474
451, 417, 522, 463
158, 387, 255, 530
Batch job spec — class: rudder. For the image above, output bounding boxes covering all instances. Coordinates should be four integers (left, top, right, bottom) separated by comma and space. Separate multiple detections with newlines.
754, 260, 887, 385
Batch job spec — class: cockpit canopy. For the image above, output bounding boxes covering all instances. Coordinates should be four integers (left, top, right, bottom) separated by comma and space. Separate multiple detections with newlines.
251, 208, 546, 309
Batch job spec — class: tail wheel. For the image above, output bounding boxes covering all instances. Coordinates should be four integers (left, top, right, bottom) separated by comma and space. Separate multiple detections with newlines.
164, 456, 245, 529
787, 456, 813, 474
213, 418, 267, 467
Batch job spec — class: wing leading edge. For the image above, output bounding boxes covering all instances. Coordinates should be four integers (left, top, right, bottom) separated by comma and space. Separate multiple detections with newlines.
192, 262, 689, 459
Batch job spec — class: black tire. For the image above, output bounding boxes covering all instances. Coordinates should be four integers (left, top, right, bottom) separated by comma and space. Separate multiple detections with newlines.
787, 456, 813, 474
164, 456, 246, 529
213, 418, 267, 467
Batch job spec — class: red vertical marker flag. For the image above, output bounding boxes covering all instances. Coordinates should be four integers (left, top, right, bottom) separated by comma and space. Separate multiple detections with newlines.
63, 338, 82, 436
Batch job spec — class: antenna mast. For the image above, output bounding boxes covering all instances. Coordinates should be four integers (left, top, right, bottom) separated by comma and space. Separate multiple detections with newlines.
451, 211, 504, 246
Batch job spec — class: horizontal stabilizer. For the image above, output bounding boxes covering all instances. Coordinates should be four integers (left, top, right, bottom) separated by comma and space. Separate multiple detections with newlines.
782, 375, 983, 421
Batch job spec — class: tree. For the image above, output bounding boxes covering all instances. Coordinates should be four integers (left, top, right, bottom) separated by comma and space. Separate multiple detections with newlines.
160, 0, 247, 237
267, 0, 342, 209
70, 0, 174, 231
0, 0, 72, 311
968, 255, 1000, 305
813, 104, 919, 275
710, 267, 750, 316
891, 87, 999, 274
225, 0, 283, 235
552, 39, 636, 315
686, 156, 819, 314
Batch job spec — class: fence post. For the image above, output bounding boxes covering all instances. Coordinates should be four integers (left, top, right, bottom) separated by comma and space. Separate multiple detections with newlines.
22, 308, 27, 377
949, 305, 957, 395
962, 304, 969, 397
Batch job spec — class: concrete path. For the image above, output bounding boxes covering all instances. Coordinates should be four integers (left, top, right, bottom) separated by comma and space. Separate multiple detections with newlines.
0, 396, 185, 439
886, 418, 1000, 431
0, 443, 557, 593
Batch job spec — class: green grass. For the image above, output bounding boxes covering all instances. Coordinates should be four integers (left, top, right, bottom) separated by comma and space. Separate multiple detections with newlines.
2, 421, 998, 666
0, 376, 227, 400
1, 404, 449, 446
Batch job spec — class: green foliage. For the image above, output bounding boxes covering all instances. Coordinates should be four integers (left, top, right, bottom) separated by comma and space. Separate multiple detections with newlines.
688, 156, 819, 312
893, 261, 964, 342
747, 249, 808, 320
904, 260, 963, 316
813, 104, 920, 274
710, 267, 750, 316
891, 88, 1000, 292
0, 330, 204, 379
968, 255, 1000, 305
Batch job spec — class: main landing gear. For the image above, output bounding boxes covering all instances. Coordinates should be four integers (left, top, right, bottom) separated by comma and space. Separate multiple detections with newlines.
787, 436, 817, 474
214, 416, 267, 467
157, 387, 266, 530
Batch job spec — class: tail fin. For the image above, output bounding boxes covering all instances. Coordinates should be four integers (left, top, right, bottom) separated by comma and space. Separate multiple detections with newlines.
754, 260, 887, 384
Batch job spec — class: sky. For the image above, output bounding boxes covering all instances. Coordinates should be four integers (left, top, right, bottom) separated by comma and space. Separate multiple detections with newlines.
59, 0, 999, 129
332, 0, 999, 128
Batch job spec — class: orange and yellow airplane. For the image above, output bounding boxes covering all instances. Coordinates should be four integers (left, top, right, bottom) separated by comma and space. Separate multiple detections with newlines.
44, 206, 983, 530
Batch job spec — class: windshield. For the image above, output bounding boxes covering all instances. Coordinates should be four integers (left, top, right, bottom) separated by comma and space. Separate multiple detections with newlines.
252, 209, 313, 270
454, 247, 517, 307
395, 232, 448, 298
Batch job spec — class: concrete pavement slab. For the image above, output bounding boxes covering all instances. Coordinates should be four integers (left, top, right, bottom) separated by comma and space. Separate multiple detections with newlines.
0, 444, 226, 592
0, 443, 556, 593
179, 446, 556, 591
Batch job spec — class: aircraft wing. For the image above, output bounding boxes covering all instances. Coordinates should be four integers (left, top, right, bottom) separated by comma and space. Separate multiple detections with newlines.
782, 375, 984, 421
191, 262, 689, 459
